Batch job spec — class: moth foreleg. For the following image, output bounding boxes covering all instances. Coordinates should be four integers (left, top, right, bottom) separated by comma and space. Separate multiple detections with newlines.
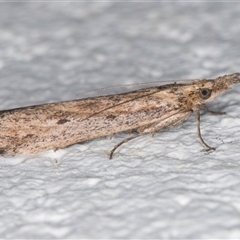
203, 104, 225, 115
195, 108, 216, 151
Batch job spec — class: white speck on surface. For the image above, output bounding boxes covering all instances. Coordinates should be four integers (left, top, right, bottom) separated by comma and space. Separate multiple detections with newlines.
0, 2, 240, 239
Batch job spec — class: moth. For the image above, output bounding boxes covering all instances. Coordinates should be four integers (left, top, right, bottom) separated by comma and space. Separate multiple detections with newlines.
0, 73, 239, 159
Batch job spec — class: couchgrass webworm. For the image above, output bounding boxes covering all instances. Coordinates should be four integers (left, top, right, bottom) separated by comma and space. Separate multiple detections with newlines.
0, 73, 239, 159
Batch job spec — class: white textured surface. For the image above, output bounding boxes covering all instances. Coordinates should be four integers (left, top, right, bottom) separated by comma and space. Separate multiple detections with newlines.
1, 2, 240, 239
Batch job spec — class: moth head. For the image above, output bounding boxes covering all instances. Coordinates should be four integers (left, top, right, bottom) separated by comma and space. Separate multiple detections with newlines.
197, 73, 240, 103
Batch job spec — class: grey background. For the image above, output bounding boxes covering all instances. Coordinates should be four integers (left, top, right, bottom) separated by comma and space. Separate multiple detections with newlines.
0, 2, 240, 239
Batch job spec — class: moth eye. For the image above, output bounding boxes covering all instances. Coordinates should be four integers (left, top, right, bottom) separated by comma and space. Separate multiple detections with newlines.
199, 88, 212, 99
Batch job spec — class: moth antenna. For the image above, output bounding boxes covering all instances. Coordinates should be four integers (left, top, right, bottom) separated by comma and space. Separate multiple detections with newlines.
78, 79, 195, 96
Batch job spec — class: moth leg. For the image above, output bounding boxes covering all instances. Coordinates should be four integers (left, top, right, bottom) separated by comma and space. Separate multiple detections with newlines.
109, 134, 143, 160
195, 108, 216, 151
110, 111, 192, 159
203, 104, 225, 115
109, 134, 114, 140
138, 111, 192, 134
